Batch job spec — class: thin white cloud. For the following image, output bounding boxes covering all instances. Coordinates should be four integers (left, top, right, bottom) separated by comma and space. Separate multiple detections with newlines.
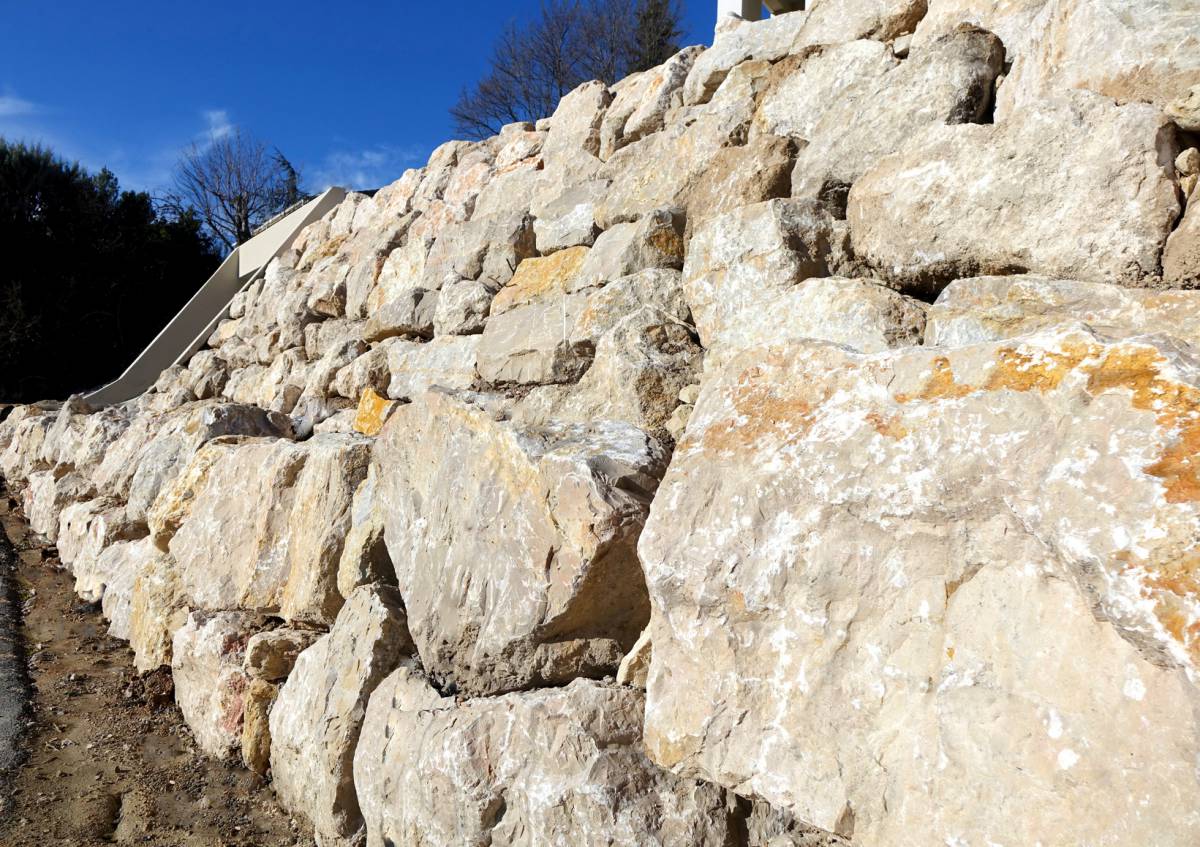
0, 93, 37, 118
310, 144, 429, 191
202, 109, 234, 141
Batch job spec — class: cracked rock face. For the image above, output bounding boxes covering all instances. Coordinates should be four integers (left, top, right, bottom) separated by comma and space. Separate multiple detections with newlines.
640, 328, 1200, 845
168, 433, 370, 623
355, 670, 739, 847
269, 584, 412, 847
9, 8, 1200, 845
374, 390, 666, 696
683, 199, 925, 369
848, 92, 1181, 293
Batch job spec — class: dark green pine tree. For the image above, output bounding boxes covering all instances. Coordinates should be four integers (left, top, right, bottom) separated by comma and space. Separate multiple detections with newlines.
0, 140, 219, 401
631, 0, 685, 73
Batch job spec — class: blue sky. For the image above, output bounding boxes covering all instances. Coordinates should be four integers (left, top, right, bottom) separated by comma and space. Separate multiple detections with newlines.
0, 1, 717, 195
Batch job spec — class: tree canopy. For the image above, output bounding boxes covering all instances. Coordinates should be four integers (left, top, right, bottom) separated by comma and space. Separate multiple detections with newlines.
0, 140, 219, 402
451, 0, 686, 140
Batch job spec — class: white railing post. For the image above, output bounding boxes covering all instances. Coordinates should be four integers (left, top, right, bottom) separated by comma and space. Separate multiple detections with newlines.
716, 0, 763, 26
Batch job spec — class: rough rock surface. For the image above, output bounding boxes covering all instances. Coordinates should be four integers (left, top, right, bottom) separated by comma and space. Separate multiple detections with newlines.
375, 390, 666, 696
269, 584, 412, 847
355, 671, 738, 847
6, 17, 1200, 847
168, 434, 369, 623
128, 547, 189, 673
1165, 194, 1200, 288
640, 329, 1200, 846
996, 0, 1200, 118
172, 611, 261, 760
926, 275, 1200, 346
772, 29, 1005, 209
849, 92, 1181, 292
684, 200, 922, 367
336, 465, 395, 598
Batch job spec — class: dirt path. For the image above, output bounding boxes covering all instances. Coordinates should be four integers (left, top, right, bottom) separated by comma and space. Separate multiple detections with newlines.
0, 495, 315, 847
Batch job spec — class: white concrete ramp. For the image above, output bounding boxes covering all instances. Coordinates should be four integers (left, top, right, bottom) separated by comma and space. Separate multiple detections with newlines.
85, 187, 347, 406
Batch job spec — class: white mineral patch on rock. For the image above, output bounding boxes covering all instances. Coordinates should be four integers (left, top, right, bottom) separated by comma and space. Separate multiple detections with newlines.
641, 328, 1200, 846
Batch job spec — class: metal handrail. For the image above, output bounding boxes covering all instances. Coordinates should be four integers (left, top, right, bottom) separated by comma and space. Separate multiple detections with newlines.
84, 187, 348, 406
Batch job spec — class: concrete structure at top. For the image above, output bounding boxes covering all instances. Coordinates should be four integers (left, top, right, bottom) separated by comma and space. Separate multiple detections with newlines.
84, 187, 348, 406
716, 0, 806, 27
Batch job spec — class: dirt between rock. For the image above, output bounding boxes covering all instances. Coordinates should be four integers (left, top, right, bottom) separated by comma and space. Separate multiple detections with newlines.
0, 494, 315, 847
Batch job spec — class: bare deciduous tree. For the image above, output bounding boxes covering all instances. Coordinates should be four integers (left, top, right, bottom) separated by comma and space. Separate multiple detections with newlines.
451, 0, 685, 140
162, 129, 302, 252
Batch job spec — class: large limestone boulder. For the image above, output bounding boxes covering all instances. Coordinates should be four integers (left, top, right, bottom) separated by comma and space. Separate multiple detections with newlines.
683, 200, 920, 366
40, 400, 130, 478
600, 46, 702, 160
145, 437, 243, 551
98, 537, 161, 642
385, 336, 481, 399
683, 12, 812, 106
422, 211, 535, 291
777, 28, 1005, 208
168, 438, 304, 612
682, 133, 796, 235
172, 611, 262, 760
475, 248, 599, 387
336, 466, 394, 599
57, 497, 118, 570
374, 390, 667, 695
926, 275, 1200, 346
432, 277, 498, 336
996, 0, 1200, 118
0, 405, 57, 485
244, 628, 321, 683
269, 585, 412, 847
361, 289, 436, 341
598, 58, 768, 229
532, 179, 607, 253
640, 329, 1200, 846
355, 671, 738, 847
101, 401, 293, 523
168, 434, 370, 623
913, 0, 1052, 54
481, 247, 699, 396
796, 0, 929, 44
69, 506, 144, 603
848, 92, 1180, 292
23, 468, 96, 543
505, 268, 703, 439
570, 208, 687, 291
536, 80, 612, 197
279, 434, 373, 623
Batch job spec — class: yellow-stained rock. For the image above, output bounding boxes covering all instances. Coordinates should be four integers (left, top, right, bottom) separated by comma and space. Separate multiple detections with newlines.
147, 437, 250, 551
353, 388, 397, 437
641, 326, 1200, 846
242, 678, 280, 776
490, 246, 589, 316
129, 549, 190, 673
